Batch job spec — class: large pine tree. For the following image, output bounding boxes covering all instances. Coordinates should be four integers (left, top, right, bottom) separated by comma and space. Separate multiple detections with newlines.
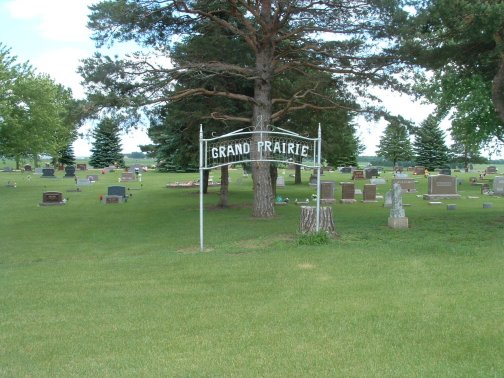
414, 116, 449, 170
89, 118, 125, 168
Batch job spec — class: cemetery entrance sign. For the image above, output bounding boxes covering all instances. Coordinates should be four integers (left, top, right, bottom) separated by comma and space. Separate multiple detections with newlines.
199, 125, 322, 251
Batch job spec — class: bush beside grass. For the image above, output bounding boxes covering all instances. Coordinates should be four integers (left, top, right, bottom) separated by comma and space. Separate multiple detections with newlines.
1, 167, 504, 376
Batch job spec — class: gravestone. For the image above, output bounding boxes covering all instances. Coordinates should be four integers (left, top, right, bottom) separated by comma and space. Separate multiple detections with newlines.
486, 166, 497, 174
423, 175, 461, 200
439, 168, 451, 175
129, 164, 144, 173
120, 172, 136, 182
362, 184, 377, 203
395, 173, 408, 179
481, 183, 490, 194
392, 178, 416, 193
340, 182, 356, 204
340, 167, 352, 174
40, 191, 65, 206
352, 170, 364, 180
34, 168, 44, 175
413, 166, 425, 175
308, 174, 318, 186
41, 168, 56, 178
388, 183, 408, 229
2, 167, 13, 172
76, 163, 87, 171
370, 178, 386, 185
24, 164, 32, 172
104, 195, 123, 204
364, 167, 379, 179
77, 179, 91, 186
320, 181, 336, 204
492, 176, 504, 195
64, 166, 76, 178
87, 175, 99, 182
276, 175, 285, 187
108, 186, 127, 198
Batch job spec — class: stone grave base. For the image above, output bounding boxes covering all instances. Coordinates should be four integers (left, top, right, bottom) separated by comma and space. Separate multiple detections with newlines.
423, 194, 461, 200
340, 199, 356, 204
103, 195, 124, 204
388, 217, 408, 229
39, 201, 66, 206
321, 199, 335, 204
362, 199, 378, 203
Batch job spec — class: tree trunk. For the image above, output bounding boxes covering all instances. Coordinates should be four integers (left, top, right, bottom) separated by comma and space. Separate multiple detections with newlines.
251, 38, 275, 218
299, 206, 336, 235
217, 165, 229, 208
203, 169, 209, 194
492, 53, 504, 125
295, 164, 302, 184
270, 164, 278, 199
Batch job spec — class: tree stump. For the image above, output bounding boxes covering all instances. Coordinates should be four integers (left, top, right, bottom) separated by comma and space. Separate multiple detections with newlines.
299, 206, 336, 235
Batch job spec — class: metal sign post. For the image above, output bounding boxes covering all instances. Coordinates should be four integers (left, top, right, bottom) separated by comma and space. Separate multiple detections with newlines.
199, 125, 322, 251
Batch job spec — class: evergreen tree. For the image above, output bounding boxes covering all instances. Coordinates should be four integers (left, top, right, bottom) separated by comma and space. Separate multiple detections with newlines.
89, 118, 125, 168
57, 143, 76, 166
414, 116, 449, 170
376, 117, 414, 168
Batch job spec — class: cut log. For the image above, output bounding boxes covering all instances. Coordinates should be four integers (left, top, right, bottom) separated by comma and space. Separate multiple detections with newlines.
299, 206, 336, 235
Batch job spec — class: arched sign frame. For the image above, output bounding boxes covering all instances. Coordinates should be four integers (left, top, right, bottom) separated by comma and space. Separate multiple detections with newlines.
199, 124, 322, 251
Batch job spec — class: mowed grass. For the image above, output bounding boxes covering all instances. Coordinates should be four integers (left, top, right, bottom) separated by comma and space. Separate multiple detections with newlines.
1, 166, 504, 377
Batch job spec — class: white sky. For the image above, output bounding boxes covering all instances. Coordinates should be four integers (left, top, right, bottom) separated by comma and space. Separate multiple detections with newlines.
0, 0, 450, 158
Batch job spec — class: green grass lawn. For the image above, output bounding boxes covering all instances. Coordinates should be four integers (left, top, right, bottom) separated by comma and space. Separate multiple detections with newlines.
1, 167, 504, 377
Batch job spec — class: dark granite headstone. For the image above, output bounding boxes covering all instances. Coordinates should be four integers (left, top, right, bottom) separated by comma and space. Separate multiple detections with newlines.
76, 164, 87, 171
340, 167, 352, 174
64, 166, 76, 178
108, 186, 127, 198
23, 164, 32, 172
439, 168, 451, 175
41, 168, 56, 178
364, 168, 379, 179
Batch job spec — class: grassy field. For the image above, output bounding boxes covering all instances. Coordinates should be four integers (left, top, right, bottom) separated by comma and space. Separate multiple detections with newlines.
1, 165, 504, 377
